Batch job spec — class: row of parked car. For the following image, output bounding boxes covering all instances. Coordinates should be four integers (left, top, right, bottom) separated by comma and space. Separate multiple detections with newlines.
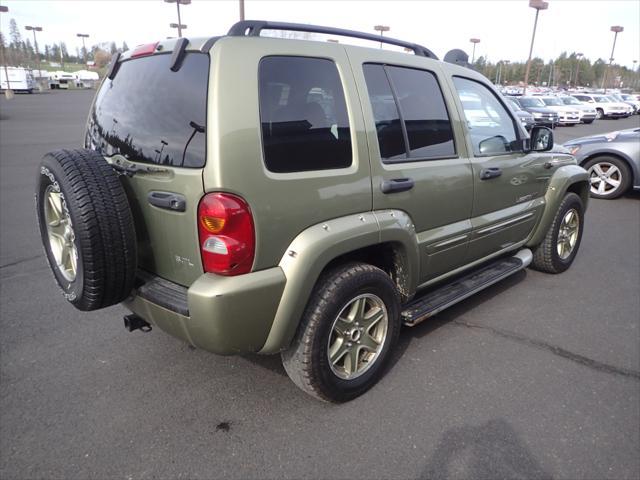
503, 92, 639, 131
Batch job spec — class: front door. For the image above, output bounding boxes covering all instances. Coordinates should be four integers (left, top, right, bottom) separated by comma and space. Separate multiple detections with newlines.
447, 76, 552, 262
348, 51, 474, 284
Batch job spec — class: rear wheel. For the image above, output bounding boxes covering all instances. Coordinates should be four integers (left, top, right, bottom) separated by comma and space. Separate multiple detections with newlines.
282, 263, 401, 402
35, 149, 137, 311
583, 156, 631, 199
531, 193, 584, 274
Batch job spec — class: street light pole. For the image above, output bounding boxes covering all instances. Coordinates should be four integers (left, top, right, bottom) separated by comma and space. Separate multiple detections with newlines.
25, 25, 43, 80
165, 0, 191, 38
239, 0, 245, 21
469, 38, 480, 64
573, 52, 583, 88
602, 26, 623, 92
77, 33, 89, 65
373, 25, 390, 49
522, 0, 548, 96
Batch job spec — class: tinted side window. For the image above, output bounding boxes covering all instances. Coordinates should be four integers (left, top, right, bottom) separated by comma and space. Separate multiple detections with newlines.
259, 56, 352, 173
363, 64, 455, 162
87, 53, 208, 168
452, 77, 519, 156
386, 66, 455, 159
362, 64, 407, 161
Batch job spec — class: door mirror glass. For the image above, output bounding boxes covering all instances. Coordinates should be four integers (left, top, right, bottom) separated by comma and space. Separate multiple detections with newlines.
528, 126, 553, 152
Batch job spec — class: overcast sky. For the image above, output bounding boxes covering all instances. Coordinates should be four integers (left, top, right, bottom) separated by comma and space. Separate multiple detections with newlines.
1, 0, 639, 68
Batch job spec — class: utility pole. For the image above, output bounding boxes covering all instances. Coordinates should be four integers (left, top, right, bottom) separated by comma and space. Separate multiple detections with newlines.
25, 25, 43, 80
574, 52, 583, 88
374, 25, 390, 49
469, 38, 480, 64
77, 33, 89, 65
0, 5, 12, 97
602, 26, 623, 92
165, 0, 190, 38
522, 0, 548, 95
239, 0, 245, 21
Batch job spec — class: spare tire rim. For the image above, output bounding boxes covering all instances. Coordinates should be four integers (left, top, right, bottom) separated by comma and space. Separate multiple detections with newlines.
588, 162, 621, 196
44, 185, 77, 282
328, 293, 388, 380
557, 208, 580, 260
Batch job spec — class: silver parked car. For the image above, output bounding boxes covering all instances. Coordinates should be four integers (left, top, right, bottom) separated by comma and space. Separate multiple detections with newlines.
564, 128, 640, 199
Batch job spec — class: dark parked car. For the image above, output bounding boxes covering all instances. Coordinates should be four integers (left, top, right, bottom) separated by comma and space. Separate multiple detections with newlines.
505, 97, 535, 131
511, 96, 559, 128
565, 128, 640, 199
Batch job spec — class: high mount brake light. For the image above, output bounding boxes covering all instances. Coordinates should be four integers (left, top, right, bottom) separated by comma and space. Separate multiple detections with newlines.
197, 193, 255, 276
131, 42, 159, 58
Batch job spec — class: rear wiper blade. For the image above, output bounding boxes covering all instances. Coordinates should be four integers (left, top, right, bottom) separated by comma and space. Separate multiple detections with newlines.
108, 158, 171, 177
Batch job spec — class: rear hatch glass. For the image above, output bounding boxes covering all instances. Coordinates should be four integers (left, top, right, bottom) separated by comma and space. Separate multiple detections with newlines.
86, 51, 210, 286
86, 52, 208, 167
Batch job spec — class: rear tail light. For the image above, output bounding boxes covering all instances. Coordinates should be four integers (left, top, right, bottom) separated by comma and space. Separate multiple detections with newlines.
197, 193, 255, 276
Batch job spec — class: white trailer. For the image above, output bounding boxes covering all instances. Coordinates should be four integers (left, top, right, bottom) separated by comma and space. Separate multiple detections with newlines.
0, 66, 37, 93
48, 71, 76, 89
74, 70, 100, 89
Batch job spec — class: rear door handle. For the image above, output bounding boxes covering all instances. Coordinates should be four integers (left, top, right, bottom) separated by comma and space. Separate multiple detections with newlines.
480, 167, 502, 180
148, 191, 186, 212
381, 178, 415, 194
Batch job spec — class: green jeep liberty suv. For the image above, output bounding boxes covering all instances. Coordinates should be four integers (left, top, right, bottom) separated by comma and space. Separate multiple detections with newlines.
35, 21, 589, 402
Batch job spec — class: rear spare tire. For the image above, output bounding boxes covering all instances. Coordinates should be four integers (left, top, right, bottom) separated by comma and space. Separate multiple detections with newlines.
35, 149, 137, 311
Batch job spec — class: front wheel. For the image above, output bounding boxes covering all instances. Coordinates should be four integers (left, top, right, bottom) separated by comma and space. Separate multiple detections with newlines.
282, 263, 401, 402
531, 192, 584, 274
583, 156, 631, 199
596, 108, 604, 119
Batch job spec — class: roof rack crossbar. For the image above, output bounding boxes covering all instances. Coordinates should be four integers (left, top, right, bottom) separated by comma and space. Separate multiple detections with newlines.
227, 20, 438, 59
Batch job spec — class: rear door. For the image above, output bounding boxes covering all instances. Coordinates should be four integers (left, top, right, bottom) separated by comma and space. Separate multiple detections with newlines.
86, 50, 209, 286
348, 50, 474, 284
448, 75, 551, 262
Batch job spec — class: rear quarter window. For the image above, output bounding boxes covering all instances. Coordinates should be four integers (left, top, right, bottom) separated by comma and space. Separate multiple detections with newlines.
86, 52, 209, 168
258, 56, 352, 173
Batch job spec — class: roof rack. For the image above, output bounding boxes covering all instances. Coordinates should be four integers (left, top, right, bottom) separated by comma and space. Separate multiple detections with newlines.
227, 20, 438, 59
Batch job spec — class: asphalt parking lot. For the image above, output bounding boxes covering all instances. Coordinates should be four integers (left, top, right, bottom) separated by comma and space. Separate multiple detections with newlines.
1, 90, 639, 480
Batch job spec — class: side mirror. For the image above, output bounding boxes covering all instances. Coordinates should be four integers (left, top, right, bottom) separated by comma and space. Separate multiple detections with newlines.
526, 126, 554, 153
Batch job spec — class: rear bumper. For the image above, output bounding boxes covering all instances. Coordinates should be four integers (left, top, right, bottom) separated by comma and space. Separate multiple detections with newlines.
124, 268, 286, 355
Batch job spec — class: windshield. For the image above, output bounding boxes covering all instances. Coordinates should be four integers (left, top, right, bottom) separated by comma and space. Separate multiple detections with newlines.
518, 97, 545, 108
561, 97, 581, 105
542, 97, 564, 106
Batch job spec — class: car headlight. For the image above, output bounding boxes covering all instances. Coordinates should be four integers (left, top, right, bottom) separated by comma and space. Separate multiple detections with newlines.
533, 112, 543, 118
567, 145, 581, 155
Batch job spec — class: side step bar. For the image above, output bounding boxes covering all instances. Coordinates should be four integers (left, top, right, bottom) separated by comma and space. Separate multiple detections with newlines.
402, 249, 532, 327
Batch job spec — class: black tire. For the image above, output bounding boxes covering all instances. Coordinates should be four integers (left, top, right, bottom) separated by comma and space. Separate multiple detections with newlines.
531, 192, 584, 274
582, 155, 631, 199
282, 263, 401, 402
35, 149, 137, 311
596, 108, 604, 119
583, 119, 595, 124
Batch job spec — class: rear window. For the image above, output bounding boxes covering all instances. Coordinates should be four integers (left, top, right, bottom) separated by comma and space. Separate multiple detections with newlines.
258, 56, 352, 173
86, 52, 209, 168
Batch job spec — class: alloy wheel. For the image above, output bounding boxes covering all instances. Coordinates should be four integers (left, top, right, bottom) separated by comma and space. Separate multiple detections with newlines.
327, 294, 388, 380
43, 185, 77, 282
556, 208, 580, 260
588, 162, 622, 197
